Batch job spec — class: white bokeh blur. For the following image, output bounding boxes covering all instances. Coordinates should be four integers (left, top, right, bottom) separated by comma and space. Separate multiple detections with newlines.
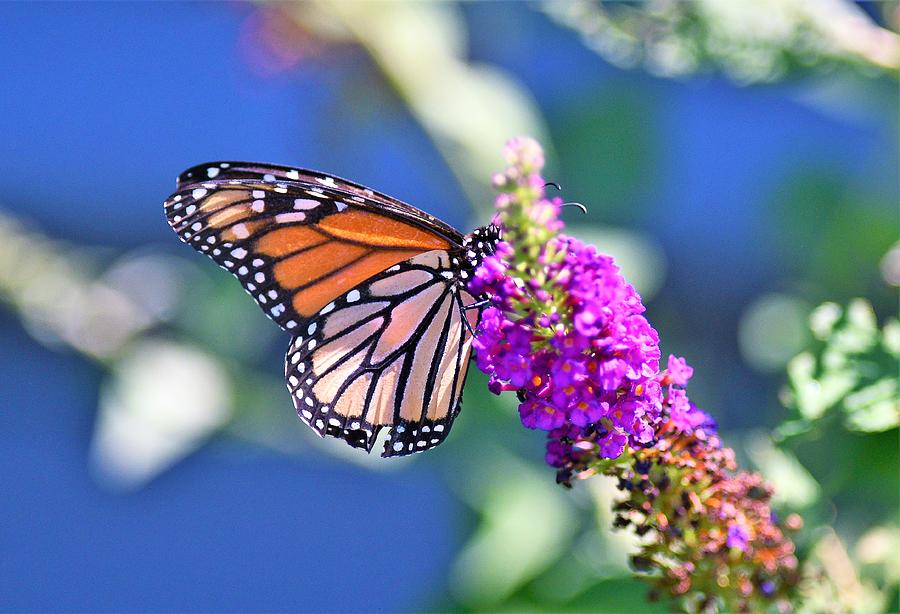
90, 340, 232, 491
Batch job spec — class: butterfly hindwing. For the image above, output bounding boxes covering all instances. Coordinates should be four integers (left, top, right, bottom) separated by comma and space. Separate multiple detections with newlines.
284, 250, 479, 457
164, 165, 461, 332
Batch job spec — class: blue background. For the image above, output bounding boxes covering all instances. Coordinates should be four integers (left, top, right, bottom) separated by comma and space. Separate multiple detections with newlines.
1, 3, 895, 611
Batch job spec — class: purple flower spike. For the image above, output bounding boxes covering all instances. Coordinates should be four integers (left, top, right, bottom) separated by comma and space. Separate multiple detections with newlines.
467, 137, 801, 612
469, 138, 666, 458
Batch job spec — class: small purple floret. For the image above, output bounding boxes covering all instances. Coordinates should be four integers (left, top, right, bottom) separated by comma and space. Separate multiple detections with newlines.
726, 523, 751, 551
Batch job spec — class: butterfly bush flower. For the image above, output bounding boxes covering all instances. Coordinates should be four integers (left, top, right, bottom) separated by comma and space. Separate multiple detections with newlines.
470, 137, 801, 612
470, 140, 662, 458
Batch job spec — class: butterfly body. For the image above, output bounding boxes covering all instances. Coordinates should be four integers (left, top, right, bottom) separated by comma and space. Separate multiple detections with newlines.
165, 162, 498, 456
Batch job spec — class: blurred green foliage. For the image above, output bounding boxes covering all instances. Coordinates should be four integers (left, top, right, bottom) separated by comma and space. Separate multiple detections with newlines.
782, 300, 899, 435
765, 299, 899, 613
542, 0, 900, 83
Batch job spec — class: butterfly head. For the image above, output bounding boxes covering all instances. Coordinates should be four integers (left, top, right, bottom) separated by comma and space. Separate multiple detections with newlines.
458, 224, 501, 277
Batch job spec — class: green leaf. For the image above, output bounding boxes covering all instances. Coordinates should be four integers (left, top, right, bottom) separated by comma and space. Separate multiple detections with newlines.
843, 377, 900, 432
809, 302, 843, 341
882, 320, 900, 357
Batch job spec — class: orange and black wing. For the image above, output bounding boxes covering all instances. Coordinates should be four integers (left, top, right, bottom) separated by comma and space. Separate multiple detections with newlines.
285, 250, 479, 457
163, 162, 463, 332
175, 161, 462, 243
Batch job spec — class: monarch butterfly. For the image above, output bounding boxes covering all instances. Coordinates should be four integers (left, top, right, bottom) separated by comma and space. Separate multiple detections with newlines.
164, 162, 499, 457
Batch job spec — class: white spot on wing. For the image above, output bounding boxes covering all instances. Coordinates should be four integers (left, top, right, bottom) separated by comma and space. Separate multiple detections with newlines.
275, 212, 306, 223
294, 199, 319, 210
232, 224, 249, 239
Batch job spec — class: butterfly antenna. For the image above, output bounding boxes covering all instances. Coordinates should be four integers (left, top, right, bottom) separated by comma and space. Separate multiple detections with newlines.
544, 181, 587, 214
561, 201, 588, 214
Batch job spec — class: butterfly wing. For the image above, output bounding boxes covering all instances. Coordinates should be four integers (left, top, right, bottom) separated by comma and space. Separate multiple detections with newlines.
164, 162, 464, 332
176, 161, 462, 244
285, 250, 479, 457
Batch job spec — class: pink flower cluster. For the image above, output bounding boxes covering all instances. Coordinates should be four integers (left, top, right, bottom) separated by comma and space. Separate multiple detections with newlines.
470, 233, 664, 460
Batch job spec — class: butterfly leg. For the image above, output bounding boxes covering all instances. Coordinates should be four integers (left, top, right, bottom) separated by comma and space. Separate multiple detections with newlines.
457, 296, 489, 338
463, 298, 491, 310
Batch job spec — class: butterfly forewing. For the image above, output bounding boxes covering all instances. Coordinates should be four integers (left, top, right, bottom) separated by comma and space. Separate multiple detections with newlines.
176, 161, 463, 244
164, 166, 459, 331
285, 250, 479, 457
